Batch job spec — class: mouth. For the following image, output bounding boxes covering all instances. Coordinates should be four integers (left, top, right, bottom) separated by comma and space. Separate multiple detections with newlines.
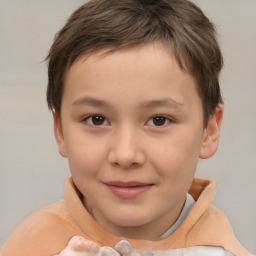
104, 181, 154, 199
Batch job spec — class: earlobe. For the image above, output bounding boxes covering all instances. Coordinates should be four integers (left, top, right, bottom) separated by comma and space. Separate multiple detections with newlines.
53, 112, 68, 158
199, 105, 224, 159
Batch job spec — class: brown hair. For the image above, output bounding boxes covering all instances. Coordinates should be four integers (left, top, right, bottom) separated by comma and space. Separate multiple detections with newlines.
46, 0, 223, 126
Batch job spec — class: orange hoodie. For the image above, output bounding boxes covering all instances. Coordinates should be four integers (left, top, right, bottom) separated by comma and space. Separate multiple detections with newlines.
1, 178, 252, 256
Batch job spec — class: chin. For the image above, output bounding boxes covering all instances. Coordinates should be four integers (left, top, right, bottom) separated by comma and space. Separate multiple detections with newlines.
109, 211, 151, 227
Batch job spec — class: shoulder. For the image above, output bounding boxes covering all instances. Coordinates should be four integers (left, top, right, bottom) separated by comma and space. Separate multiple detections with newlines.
1, 201, 82, 256
188, 204, 233, 235
186, 204, 253, 256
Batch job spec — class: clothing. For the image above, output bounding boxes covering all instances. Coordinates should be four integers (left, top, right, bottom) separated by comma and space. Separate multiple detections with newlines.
1, 178, 252, 256
160, 193, 195, 239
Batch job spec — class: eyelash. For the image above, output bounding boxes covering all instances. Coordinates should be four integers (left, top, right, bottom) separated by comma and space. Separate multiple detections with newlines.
82, 115, 109, 126
147, 115, 172, 127
82, 115, 173, 127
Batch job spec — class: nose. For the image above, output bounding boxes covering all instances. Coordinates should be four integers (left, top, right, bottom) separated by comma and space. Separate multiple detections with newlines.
108, 127, 145, 169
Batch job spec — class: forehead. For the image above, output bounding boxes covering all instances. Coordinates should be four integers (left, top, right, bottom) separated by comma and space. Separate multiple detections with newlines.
65, 43, 192, 87
62, 43, 202, 113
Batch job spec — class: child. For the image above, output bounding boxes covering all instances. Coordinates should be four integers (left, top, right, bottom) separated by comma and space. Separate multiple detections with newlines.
1, 0, 253, 255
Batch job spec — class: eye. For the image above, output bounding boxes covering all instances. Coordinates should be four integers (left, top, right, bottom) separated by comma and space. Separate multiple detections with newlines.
83, 115, 109, 126
147, 116, 170, 127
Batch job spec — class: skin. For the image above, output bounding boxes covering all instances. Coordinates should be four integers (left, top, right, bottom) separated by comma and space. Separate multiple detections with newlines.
54, 42, 223, 241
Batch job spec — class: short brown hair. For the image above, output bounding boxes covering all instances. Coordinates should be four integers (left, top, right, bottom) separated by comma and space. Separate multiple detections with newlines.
46, 0, 223, 126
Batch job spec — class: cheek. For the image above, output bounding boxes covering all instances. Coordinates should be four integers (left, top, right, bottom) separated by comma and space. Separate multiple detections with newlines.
65, 136, 107, 178
66, 140, 108, 200
149, 132, 201, 179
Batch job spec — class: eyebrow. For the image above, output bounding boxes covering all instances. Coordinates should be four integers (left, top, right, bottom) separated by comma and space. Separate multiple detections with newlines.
72, 97, 113, 108
139, 98, 184, 109
72, 96, 183, 109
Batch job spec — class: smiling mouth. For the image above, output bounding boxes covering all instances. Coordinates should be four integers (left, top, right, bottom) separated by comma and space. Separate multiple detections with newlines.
104, 181, 154, 199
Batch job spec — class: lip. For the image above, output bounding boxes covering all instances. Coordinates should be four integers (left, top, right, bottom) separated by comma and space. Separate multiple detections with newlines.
104, 181, 154, 199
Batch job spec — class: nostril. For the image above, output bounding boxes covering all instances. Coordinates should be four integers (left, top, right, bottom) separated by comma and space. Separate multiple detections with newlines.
108, 149, 145, 169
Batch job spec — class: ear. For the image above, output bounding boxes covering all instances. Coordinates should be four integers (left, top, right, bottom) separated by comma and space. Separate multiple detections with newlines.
53, 112, 68, 158
199, 105, 224, 159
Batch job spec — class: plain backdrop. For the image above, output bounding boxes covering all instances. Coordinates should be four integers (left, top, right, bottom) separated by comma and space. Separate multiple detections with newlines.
0, 0, 255, 253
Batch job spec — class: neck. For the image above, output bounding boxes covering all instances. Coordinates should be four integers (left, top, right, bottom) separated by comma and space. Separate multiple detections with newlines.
83, 196, 186, 241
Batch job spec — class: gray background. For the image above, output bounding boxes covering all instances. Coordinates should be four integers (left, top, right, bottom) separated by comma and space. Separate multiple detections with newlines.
0, 0, 255, 254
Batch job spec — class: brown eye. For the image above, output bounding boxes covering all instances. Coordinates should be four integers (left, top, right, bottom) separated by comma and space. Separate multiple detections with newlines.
147, 116, 170, 127
152, 116, 166, 126
85, 115, 108, 126
92, 116, 105, 125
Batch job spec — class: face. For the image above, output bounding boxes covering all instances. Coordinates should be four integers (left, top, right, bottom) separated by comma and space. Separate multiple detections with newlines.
54, 43, 222, 240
